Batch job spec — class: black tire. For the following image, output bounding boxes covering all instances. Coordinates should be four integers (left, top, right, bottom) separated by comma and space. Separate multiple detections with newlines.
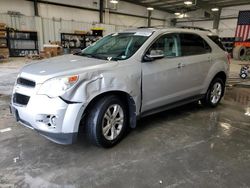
85, 95, 128, 148
201, 77, 225, 107
233, 46, 246, 60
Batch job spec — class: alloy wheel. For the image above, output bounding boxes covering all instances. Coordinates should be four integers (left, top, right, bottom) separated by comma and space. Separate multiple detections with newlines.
102, 104, 124, 141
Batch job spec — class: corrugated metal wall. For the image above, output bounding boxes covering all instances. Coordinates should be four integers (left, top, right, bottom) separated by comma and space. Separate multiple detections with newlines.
0, 13, 132, 49
0, 14, 35, 31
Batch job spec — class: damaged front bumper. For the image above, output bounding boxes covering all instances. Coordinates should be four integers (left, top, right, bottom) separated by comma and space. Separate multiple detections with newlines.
10, 94, 84, 145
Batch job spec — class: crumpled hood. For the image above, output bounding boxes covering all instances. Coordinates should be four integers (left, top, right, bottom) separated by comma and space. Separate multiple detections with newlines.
19, 54, 117, 83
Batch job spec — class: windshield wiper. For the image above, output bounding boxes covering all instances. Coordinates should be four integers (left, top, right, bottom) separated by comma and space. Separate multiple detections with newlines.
111, 57, 123, 61
79, 53, 108, 60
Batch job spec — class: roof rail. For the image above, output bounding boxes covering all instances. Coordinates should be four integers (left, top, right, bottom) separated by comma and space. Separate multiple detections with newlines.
137, 25, 165, 29
177, 26, 211, 32
137, 26, 155, 29
136, 25, 212, 32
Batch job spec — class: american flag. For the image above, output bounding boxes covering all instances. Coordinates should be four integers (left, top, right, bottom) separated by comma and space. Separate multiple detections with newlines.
235, 11, 250, 41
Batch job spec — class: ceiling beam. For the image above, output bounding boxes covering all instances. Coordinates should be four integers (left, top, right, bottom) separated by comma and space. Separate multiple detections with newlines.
140, 0, 161, 3
122, 0, 174, 13
195, 0, 220, 17
200, 0, 250, 9
217, 1, 250, 7
149, 0, 184, 6
160, 3, 186, 8
206, 0, 249, 4
176, 15, 238, 23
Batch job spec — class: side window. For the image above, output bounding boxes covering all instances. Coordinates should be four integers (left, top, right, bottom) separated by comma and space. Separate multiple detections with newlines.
147, 34, 181, 58
179, 33, 211, 56
208, 35, 225, 51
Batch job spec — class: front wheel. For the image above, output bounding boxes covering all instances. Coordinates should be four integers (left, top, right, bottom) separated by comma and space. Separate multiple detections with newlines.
202, 78, 225, 107
86, 95, 128, 148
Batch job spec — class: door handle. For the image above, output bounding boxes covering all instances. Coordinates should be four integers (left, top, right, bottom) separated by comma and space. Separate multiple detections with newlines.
178, 63, 185, 69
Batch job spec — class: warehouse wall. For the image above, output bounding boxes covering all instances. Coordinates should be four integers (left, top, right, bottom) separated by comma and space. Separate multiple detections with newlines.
176, 5, 250, 37
0, 0, 170, 50
0, 0, 34, 15
39, 0, 169, 26
0, 0, 169, 27
0, 13, 131, 50
38, 3, 99, 23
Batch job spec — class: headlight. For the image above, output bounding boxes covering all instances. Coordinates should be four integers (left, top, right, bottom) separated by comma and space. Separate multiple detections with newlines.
37, 75, 79, 98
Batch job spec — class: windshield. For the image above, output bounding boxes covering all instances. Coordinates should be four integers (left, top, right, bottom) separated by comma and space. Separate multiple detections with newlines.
78, 32, 151, 61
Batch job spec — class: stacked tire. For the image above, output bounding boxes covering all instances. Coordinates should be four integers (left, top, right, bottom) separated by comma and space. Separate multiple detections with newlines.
233, 46, 247, 60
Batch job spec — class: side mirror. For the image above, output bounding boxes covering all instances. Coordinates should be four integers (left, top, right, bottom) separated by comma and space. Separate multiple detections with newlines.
143, 50, 164, 62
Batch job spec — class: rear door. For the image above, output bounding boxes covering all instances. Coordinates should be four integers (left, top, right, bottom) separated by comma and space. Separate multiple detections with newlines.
177, 33, 212, 95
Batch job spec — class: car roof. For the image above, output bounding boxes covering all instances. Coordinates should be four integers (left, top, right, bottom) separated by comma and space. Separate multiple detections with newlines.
123, 27, 217, 36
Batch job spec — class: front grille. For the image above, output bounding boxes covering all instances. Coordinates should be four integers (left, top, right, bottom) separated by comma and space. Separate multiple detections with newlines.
13, 93, 30, 106
17, 77, 36, 88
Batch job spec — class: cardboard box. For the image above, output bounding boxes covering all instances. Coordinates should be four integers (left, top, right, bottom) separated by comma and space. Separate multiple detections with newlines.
0, 43, 7, 48
50, 41, 61, 46
0, 31, 7, 38
0, 23, 7, 30
0, 48, 9, 59
44, 44, 63, 57
74, 30, 87, 35
39, 51, 51, 59
0, 38, 7, 48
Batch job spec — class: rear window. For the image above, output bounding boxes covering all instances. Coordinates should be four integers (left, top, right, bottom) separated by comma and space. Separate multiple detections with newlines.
208, 35, 225, 51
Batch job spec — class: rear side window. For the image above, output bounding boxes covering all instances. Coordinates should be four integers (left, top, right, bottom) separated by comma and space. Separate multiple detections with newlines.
208, 35, 225, 51
179, 33, 212, 56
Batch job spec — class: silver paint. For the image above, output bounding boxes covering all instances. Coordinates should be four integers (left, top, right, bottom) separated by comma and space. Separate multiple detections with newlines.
10, 28, 229, 144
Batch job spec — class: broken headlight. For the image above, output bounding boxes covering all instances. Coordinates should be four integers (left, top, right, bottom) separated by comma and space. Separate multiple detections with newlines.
38, 75, 79, 98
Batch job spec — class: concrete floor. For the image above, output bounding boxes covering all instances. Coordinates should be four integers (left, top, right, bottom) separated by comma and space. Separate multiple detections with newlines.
0, 58, 250, 187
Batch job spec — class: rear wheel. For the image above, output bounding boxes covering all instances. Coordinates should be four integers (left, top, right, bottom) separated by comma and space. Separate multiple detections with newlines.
86, 95, 128, 148
202, 78, 225, 107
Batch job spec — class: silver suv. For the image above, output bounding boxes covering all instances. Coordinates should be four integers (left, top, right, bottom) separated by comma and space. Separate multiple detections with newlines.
10, 28, 229, 147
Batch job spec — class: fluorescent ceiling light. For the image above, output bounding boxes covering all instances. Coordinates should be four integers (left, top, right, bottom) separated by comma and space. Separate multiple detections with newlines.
147, 7, 154, 10
175, 12, 181, 16
110, 0, 118, 4
211, 7, 219, 11
184, 1, 193, 5
177, 13, 188, 18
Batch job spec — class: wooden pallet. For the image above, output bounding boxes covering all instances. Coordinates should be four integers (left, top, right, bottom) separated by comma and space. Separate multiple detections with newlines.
0, 57, 9, 63
239, 62, 250, 66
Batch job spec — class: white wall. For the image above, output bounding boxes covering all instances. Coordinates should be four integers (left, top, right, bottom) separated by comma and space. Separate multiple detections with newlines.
176, 5, 250, 37
0, 0, 34, 16
39, 3, 100, 23
0, 0, 169, 27
114, 1, 167, 19
0, 0, 171, 49
44, 0, 99, 10
109, 14, 146, 27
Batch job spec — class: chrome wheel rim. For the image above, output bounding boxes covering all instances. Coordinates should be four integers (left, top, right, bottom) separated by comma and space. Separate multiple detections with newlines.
210, 82, 222, 104
102, 104, 124, 141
